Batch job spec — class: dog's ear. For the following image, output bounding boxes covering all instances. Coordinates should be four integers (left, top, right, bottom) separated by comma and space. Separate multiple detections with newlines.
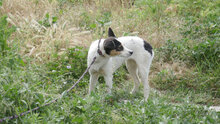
108, 27, 116, 37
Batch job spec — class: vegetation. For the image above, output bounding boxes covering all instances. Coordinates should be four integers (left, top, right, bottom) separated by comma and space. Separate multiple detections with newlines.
0, 0, 219, 123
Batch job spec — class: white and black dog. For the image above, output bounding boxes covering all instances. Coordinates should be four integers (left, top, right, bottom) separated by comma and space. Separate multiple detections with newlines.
87, 28, 154, 101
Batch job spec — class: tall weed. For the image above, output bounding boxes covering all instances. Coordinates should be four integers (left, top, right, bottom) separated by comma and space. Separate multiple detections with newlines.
0, 15, 16, 56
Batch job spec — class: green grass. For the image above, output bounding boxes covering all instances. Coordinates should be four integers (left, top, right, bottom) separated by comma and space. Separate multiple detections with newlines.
153, 39, 220, 105
0, 46, 220, 123
0, 15, 16, 56
151, 0, 220, 106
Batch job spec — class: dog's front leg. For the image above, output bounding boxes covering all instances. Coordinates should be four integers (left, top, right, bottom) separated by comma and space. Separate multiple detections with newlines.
104, 74, 113, 94
89, 73, 99, 95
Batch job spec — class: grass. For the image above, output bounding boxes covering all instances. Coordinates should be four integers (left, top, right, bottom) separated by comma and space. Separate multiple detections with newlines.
0, 48, 219, 123
1, 45, 219, 123
0, 0, 220, 123
152, 38, 220, 104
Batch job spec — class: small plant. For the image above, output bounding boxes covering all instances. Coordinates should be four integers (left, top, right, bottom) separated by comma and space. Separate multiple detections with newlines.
79, 12, 94, 30
38, 13, 58, 27
0, 0, 2, 6
79, 10, 112, 31
0, 15, 16, 56
96, 11, 112, 27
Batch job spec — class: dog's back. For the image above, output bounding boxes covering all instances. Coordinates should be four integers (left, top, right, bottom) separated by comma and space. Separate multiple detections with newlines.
117, 36, 153, 57
111, 36, 154, 72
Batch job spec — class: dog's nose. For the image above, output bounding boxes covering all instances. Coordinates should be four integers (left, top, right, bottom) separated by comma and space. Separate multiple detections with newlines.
129, 51, 133, 55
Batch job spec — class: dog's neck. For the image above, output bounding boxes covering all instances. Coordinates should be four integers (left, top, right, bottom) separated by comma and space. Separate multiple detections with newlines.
90, 41, 111, 72
97, 40, 107, 57
97, 47, 104, 57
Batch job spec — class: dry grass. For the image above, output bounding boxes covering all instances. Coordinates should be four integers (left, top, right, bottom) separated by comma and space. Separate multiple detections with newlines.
76, 0, 183, 47
1, 0, 183, 62
151, 61, 190, 77
1, 0, 93, 62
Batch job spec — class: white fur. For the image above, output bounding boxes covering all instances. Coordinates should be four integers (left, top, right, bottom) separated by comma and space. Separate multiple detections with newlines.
87, 36, 154, 101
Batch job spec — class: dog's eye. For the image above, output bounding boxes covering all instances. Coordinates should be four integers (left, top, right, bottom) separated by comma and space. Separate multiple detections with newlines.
117, 45, 123, 51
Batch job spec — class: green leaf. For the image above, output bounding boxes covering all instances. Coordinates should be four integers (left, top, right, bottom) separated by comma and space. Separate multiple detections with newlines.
9, 59, 14, 66
89, 23, 96, 29
46, 13, 50, 19
61, 90, 67, 98
0, 0, 2, 7
52, 16, 58, 24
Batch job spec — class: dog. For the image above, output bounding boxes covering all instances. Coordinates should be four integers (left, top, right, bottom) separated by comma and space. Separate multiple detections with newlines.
87, 28, 154, 101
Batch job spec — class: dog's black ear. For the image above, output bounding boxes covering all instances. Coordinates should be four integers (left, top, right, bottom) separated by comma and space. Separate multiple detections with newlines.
108, 27, 116, 37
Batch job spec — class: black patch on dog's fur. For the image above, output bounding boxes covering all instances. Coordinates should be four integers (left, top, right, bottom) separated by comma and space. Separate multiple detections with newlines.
104, 37, 123, 55
143, 40, 152, 55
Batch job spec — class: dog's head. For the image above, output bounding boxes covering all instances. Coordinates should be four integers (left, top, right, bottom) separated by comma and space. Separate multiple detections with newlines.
103, 28, 133, 57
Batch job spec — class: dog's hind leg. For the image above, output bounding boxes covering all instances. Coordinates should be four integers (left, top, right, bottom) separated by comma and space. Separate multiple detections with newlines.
137, 58, 153, 101
89, 73, 99, 95
126, 59, 140, 94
